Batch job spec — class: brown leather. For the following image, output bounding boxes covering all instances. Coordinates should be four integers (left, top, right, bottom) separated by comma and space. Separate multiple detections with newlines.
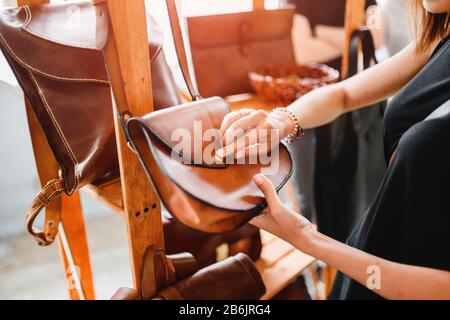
156, 253, 266, 300
187, 0, 296, 97
111, 251, 199, 300
111, 253, 265, 300
166, 252, 199, 281
124, 0, 293, 234
0, 1, 181, 245
127, 108, 292, 233
163, 216, 262, 268
166, 0, 201, 101
110, 287, 142, 301
25, 179, 64, 246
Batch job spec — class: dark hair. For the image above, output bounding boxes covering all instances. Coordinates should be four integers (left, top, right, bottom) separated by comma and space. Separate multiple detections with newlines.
413, 1, 450, 53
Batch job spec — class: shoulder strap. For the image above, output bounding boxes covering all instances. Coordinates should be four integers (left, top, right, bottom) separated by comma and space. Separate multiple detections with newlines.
346, 27, 377, 79
165, 0, 202, 101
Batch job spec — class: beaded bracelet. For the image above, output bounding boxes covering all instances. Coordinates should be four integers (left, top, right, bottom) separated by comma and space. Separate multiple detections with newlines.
273, 107, 304, 143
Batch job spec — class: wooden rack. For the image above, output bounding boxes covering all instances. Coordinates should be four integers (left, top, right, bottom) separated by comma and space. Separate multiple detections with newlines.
16, 0, 366, 300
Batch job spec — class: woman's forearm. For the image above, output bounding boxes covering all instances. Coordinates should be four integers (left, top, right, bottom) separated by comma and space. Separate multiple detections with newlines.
286, 43, 430, 130
286, 83, 347, 129
294, 228, 450, 300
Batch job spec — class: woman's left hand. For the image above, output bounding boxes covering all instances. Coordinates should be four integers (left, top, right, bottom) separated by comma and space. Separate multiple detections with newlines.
250, 174, 314, 250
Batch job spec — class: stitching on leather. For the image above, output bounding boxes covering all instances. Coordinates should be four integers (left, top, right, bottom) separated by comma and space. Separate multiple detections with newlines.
37, 189, 61, 206
7, 59, 74, 193
0, 32, 109, 84
29, 72, 79, 193
6, 53, 32, 98
22, 6, 162, 62
21, 6, 32, 28
132, 105, 293, 212
22, 6, 98, 51
0, 11, 109, 85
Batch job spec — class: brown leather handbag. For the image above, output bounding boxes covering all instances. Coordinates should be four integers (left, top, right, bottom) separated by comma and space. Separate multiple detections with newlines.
124, 0, 293, 234
164, 216, 262, 268
186, 0, 296, 97
0, 1, 181, 245
111, 252, 266, 300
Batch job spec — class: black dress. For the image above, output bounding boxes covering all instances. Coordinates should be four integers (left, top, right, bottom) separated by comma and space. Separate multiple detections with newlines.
330, 36, 450, 300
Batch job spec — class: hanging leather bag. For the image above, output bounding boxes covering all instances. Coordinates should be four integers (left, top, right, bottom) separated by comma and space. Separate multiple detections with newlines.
0, 1, 181, 245
124, 0, 293, 233
186, 0, 296, 97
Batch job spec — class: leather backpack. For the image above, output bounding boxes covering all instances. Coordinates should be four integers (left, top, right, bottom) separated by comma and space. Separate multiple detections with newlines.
0, 1, 181, 245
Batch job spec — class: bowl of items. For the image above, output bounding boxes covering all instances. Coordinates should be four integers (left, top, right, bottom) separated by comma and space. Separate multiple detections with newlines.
249, 63, 340, 105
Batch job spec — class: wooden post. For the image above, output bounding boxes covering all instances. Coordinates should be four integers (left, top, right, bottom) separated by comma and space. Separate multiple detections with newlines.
17, 0, 95, 300
95, 0, 165, 298
253, 0, 265, 10
341, 0, 366, 78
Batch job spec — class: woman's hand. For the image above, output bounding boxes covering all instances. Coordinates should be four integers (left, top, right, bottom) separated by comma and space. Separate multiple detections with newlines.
250, 174, 314, 251
217, 109, 294, 160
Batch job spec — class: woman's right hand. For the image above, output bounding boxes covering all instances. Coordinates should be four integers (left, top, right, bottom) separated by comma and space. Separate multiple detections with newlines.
250, 174, 314, 251
217, 108, 295, 160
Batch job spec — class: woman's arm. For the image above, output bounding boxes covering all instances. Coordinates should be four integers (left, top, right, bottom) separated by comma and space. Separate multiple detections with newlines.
287, 42, 430, 129
251, 175, 450, 300
218, 42, 433, 158
302, 230, 450, 300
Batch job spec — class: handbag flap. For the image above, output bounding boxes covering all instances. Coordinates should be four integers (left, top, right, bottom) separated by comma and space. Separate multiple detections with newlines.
127, 97, 293, 212
0, 2, 163, 83
134, 97, 230, 167
187, 7, 295, 48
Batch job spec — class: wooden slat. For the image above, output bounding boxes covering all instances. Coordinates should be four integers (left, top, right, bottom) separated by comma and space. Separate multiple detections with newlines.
258, 236, 295, 268
59, 192, 95, 300
16, 0, 46, 5
259, 249, 315, 300
227, 93, 279, 111
83, 180, 123, 215
100, 0, 165, 297
260, 230, 277, 246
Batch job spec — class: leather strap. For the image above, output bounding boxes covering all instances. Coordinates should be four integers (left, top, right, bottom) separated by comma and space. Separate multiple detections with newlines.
165, 0, 202, 101
164, 0, 268, 99
25, 178, 64, 246
346, 27, 377, 79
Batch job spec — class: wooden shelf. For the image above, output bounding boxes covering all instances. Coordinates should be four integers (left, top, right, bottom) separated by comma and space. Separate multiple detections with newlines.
81, 93, 314, 299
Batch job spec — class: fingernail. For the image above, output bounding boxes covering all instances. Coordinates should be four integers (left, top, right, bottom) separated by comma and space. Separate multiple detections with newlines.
253, 175, 264, 186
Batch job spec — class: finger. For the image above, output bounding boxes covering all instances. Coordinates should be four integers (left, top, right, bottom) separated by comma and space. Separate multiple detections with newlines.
219, 109, 254, 136
223, 129, 260, 160
219, 112, 242, 137
224, 110, 268, 145
236, 142, 273, 161
253, 174, 281, 209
